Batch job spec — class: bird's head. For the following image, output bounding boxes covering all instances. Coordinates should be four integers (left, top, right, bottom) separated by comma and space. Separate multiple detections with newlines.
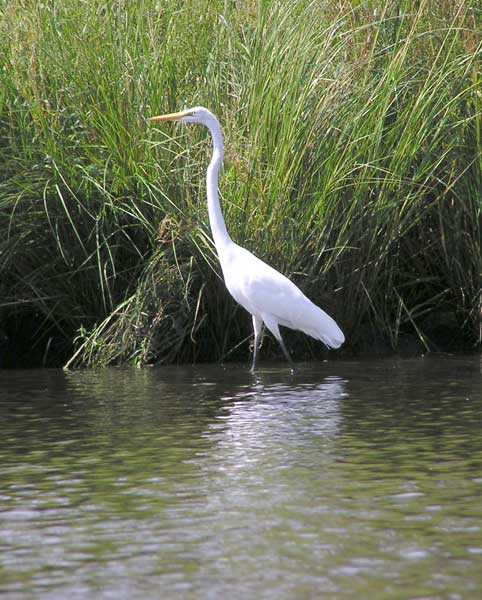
148, 106, 214, 126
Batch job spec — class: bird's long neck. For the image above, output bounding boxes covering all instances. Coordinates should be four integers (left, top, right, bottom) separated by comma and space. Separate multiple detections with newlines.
205, 117, 231, 252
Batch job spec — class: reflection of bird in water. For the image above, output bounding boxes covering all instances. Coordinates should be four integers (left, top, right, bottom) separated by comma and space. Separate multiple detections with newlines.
208, 377, 347, 466
149, 107, 344, 370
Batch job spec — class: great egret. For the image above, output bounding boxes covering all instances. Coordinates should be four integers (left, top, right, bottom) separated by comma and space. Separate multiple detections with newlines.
148, 106, 344, 370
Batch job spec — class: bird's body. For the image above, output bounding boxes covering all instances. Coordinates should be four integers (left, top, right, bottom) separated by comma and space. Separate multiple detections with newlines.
149, 106, 344, 370
220, 241, 343, 346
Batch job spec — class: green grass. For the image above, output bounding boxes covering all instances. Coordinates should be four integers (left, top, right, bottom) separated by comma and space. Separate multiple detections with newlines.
0, 0, 480, 367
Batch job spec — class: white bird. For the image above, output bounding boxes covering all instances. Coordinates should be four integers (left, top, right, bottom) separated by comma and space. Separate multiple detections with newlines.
148, 106, 344, 370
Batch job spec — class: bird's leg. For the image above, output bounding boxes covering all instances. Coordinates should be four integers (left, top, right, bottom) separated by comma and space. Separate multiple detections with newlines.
251, 344, 258, 372
251, 315, 263, 372
277, 335, 295, 372
262, 315, 295, 372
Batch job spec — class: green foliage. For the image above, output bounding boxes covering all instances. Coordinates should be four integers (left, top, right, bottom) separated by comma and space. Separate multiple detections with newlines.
0, 0, 480, 366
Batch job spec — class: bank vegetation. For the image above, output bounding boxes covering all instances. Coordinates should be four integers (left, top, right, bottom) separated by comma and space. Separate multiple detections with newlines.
0, 0, 480, 367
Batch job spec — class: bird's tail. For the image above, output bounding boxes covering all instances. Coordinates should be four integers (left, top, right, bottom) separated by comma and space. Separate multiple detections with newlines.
299, 304, 345, 349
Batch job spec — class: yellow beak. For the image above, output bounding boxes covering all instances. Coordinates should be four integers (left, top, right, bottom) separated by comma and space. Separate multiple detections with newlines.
147, 109, 192, 122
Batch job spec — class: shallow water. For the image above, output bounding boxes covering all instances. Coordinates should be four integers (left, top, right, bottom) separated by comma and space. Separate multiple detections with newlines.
1, 355, 481, 599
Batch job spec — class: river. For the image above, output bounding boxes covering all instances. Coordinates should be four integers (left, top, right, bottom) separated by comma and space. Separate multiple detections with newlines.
1, 355, 481, 599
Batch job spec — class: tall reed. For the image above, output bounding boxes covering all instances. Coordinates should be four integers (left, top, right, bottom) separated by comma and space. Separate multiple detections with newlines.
0, 0, 480, 366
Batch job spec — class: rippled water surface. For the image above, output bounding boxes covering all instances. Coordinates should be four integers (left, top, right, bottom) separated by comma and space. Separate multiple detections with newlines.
1, 356, 482, 599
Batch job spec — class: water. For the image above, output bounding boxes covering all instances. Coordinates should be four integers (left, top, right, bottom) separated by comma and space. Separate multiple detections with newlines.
0, 356, 481, 599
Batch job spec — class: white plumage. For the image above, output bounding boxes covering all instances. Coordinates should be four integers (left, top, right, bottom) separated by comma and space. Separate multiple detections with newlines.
149, 106, 344, 370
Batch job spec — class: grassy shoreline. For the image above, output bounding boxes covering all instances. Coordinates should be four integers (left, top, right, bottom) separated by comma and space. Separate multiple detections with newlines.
1, 0, 481, 368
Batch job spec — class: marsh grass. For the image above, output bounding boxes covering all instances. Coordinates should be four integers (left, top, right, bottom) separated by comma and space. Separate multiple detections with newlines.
0, 0, 480, 367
